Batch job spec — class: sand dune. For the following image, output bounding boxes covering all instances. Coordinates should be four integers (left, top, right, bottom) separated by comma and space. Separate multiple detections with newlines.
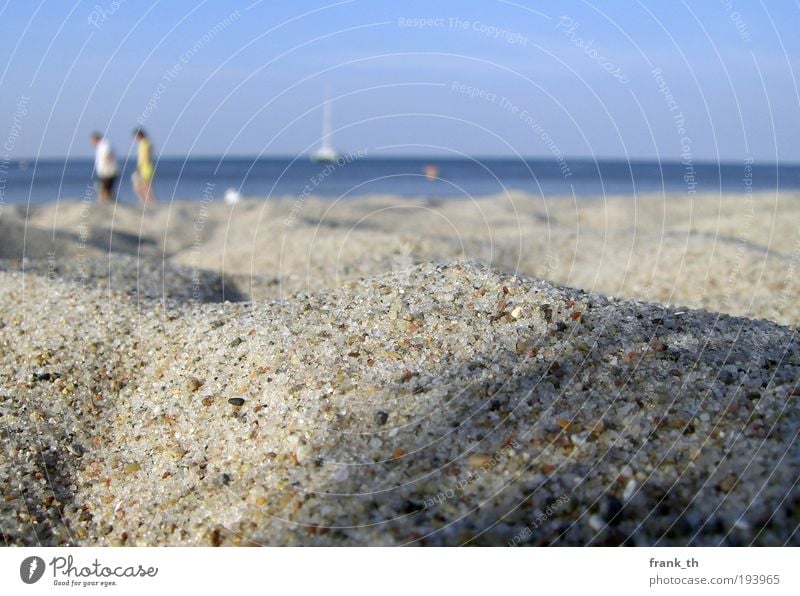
1, 192, 799, 546
18, 191, 800, 323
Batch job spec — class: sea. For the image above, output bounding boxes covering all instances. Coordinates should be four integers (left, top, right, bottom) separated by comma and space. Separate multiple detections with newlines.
1, 156, 799, 204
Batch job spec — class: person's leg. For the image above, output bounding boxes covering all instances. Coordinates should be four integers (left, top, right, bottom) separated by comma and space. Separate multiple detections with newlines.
142, 178, 156, 204
98, 177, 112, 203
133, 176, 145, 203
140, 176, 156, 205
108, 176, 118, 201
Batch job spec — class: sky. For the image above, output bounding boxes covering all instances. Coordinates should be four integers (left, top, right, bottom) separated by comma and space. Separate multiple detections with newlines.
0, 0, 798, 162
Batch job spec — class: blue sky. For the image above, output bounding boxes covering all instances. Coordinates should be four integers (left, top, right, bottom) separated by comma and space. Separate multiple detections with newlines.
0, 0, 798, 161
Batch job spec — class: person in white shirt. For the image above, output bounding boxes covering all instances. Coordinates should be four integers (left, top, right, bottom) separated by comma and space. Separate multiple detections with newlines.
90, 131, 119, 203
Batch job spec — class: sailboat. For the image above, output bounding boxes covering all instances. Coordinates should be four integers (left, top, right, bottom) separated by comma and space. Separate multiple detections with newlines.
311, 91, 339, 163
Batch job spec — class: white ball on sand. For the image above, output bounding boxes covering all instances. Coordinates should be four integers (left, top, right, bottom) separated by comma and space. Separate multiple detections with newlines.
224, 188, 241, 204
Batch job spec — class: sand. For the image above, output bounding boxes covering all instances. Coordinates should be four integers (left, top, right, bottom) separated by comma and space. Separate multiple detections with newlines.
1, 191, 798, 546
14, 190, 800, 322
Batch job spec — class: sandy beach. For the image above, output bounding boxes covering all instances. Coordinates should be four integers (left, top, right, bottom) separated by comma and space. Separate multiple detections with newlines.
9, 190, 800, 322
1, 191, 799, 546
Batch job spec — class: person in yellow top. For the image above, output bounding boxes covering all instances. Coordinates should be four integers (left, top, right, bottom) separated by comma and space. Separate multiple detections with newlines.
132, 127, 156, 204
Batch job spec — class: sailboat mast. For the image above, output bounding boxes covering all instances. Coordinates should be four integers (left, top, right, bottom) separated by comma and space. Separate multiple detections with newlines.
311, 88, 339, 162
322, 90, 332, 149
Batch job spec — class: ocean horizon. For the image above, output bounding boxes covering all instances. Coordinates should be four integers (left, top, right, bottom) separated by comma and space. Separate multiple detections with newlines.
2, 155, 799, 204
